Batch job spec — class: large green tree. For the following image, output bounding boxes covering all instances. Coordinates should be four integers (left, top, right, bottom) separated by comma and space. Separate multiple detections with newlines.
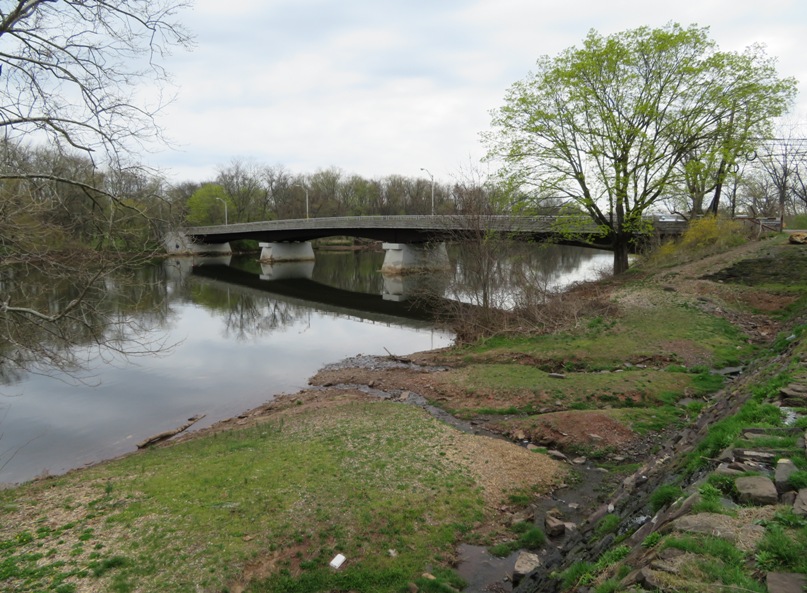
486, 23, 796, 273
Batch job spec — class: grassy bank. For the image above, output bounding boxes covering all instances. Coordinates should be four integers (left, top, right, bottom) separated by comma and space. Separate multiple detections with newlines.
0, 397, 563, 593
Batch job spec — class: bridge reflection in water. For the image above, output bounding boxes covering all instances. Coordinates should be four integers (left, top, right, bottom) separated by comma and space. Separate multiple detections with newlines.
179, 257, 447, 335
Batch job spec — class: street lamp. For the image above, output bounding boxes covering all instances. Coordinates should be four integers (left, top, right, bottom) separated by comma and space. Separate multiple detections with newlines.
294, 183, 309, 219
215, 197, 228, 225
420, 167, 434, 215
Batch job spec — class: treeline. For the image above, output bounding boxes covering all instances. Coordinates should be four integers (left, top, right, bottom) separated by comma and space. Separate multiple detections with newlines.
173, 160, 506, 226
3, 134, 807, 262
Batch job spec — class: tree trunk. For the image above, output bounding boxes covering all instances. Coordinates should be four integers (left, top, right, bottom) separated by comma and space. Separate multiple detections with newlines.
612, 233, 630, 274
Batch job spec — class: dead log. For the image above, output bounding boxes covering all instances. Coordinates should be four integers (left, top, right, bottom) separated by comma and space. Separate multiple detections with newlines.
136, 414, 205, 449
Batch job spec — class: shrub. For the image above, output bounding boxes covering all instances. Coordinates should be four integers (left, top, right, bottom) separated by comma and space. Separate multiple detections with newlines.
650, 485, 683, 513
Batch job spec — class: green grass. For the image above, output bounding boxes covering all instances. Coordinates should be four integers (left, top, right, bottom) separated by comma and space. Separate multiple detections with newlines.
465, 302, 753, 370
0, 402, 486, 593
453, 365, 707, 408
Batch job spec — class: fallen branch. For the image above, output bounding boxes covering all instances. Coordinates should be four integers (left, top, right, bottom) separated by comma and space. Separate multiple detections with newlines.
136, 414, 205, 449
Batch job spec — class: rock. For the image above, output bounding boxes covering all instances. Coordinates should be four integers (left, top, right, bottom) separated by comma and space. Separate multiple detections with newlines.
714, 463, 745, 476
572, 457, 587, 465
513, 551, 541, 585
766, 572, 807, 593
545, 514, 566, 538
510, 508, 534, 526
670, 513, 766, 543
793, 489, 807, 517
775, 459, 798, 493
548, 373, 566, 379
733, 450, 777, 464
780, 491, 798, 506
788, 232, 807, 244
736, 476, 779, 505
547, 450, 568, 461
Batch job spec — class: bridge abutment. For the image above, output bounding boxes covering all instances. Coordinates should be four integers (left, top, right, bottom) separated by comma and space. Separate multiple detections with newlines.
163, 232, 232, 256
381, 242, 449, 275
259, 241, 316, 263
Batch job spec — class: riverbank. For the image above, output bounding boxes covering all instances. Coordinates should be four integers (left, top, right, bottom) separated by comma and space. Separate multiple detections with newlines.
2, 232, 806, 593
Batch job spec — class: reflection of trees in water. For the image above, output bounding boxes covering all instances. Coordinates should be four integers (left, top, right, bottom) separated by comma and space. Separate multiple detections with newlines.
446, 242, 595, 308
0, 264, 175, 386
188, 282, 308, 341
310, 251, 385, 294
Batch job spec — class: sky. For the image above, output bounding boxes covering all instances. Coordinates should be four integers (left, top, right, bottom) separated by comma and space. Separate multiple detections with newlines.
149, 0, 807, 186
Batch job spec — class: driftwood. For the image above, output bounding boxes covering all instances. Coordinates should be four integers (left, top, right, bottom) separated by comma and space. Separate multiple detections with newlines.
136, 414, 206, 449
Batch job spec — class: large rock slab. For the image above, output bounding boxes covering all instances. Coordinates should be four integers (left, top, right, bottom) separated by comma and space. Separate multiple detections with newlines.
670, 513, 765, 544
736, 476, 779, 505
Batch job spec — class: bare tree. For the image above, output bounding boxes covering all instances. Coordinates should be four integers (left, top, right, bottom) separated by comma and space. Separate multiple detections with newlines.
0, 1, 191, 375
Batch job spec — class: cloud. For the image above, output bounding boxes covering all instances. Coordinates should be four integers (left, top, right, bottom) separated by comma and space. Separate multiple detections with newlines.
150, 0, 807, 183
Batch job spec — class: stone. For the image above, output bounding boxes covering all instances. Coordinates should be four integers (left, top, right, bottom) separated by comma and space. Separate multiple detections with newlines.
734, 450, 777, 464
736, 476, 779, 505
775, 458, 798, 493
793, 489, 807, 517
547, 450, 568, 461
545, 513, 566, 538
670, 513, 766, 544
714, 463, 745, 476
766, 572, 807, 593
780, 491, 798, 506
788, 232, 807, 244
513, 551, 541, 585
548, 373, 566, 379
510, 509, 534, 526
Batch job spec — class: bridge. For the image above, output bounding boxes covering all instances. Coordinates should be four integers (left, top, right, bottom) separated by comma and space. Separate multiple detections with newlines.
166, 215, 686, 273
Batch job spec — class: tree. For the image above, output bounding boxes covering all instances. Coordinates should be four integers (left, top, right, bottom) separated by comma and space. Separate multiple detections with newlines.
0, 1, 191, 375
487, 23, 796, 273
186, 184, 232, 226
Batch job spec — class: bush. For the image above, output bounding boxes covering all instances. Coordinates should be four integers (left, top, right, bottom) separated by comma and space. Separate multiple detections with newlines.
679, 216, 748, 251
650, 484, 683, 513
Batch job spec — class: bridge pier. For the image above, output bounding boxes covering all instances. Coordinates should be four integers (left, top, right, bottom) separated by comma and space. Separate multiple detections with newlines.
381, 242, 449, 275
259, 241, 315, 263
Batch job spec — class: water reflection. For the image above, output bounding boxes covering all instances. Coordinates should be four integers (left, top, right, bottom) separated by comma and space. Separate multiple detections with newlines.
0, 242, 611, 486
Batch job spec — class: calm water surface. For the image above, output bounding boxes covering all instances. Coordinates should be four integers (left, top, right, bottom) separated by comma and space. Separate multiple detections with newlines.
0, 245, 611, 485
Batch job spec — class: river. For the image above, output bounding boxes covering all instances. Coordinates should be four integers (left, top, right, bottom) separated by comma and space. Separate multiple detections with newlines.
0, 243, 612, 485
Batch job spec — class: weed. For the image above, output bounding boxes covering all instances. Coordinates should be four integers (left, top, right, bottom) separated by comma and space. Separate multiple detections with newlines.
595, 514, 620, 539
642, 532, 662, 548
649, 484, 683, 513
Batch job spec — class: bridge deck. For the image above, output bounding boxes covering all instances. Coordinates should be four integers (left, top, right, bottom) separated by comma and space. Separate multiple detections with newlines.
184, 215, 685, 247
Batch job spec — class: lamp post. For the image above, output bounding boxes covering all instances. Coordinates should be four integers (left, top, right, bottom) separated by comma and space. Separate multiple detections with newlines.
215, 197, 228, 225
420, 167, 434, 215
294, 183, 309, 219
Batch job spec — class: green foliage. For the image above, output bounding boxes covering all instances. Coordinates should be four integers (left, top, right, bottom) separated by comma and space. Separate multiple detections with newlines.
595, 514, 621, 538
650, 485, 683, 513
488, 22, 795, 273
186, 183, 233, 226
756, 524, 807, 573
489, 526, 546, 557
641, 532, 663, 548
679, 216, 749, 252
788, 471, 807, 491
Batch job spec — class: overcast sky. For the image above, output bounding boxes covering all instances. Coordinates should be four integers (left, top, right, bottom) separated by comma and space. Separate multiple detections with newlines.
149, 0, 807, 185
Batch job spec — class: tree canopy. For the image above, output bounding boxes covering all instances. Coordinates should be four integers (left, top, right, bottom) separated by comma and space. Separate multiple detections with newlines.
486, 23, 797, 273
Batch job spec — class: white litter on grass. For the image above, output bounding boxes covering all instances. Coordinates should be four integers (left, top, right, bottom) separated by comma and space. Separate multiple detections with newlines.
330, 554, 346, 569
